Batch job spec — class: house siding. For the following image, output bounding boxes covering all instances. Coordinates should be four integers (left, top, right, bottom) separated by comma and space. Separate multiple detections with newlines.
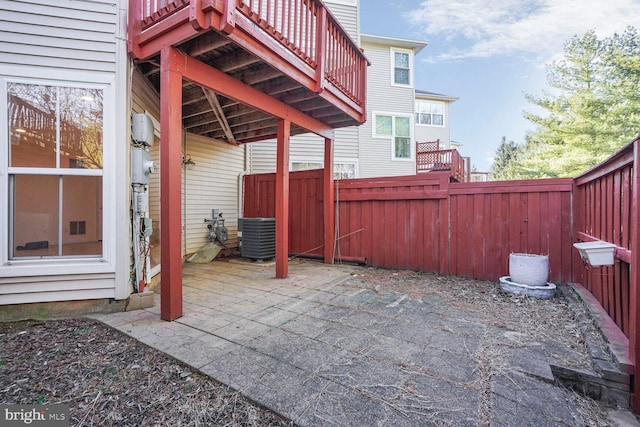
132, 71, 245, 261
0, 0, 129, 304
360, 41, 415, 177
183, 133, 245, 254
0, 0, 119, 74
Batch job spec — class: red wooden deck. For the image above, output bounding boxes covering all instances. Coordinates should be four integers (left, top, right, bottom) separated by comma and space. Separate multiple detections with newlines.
128, 0, 368, 140
416, 141, 466, 182
129, 0, 368, 320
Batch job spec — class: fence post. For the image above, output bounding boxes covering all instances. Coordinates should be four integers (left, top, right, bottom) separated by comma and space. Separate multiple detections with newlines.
630, 138, 640, 410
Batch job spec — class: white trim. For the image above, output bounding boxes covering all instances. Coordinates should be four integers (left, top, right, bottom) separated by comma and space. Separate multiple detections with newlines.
0, 76, 117, 280
415, 99, 446, 128
390, 47, 413, 88
372, 111, 414, 162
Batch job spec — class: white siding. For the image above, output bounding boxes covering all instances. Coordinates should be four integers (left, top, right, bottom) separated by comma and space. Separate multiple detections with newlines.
325, 1, 358, 40
0, 0, 129, 304
0, 0, 119, 74
360, 41, 415, 177
183, 134, 245, 255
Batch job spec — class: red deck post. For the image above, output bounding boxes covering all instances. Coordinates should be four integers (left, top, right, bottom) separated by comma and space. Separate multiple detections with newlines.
275, 119, 290, 278
160, 46, 184, 321
629, 139, 640, 410
323, 137, 335, 263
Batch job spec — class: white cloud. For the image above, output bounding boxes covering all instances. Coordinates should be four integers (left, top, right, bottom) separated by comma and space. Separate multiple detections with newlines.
406, 0, 640, 61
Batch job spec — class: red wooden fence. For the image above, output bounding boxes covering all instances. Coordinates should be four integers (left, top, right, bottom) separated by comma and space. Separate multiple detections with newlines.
243, 171, 573, 283
574, 141, 635, 336
244, 135, 640, 410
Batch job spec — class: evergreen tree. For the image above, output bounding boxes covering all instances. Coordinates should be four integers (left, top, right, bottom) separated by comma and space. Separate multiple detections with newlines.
518, 27, 640, 178
490, 136, 520, 180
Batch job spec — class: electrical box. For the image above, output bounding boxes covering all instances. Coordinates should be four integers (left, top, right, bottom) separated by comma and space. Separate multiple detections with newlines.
132, 148, 155, 185
132, 113, 155, 146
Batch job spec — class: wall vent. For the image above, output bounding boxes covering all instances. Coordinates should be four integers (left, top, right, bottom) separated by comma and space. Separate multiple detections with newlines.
239, 218, 276, 261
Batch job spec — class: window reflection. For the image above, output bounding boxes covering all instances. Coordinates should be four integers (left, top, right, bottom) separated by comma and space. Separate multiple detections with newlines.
8, 82, 104, 259
8, 84, 103, 169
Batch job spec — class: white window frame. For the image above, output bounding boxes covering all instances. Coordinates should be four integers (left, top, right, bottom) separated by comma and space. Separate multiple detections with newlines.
390, 48, 413, 88
0, 76, 116, 277
290, 159, 359, 179
372, 111, 414, 161
415, 100, 445, 127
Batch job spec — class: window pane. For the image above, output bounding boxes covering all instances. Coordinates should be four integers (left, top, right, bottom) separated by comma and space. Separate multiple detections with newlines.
394, 69, 409, 85
432, 114, 444, 126
8, 84, 57, 168
395, 116, 411, 137
375, 115, 392, 136
395, 138, 411, 158
62, 175, 102, 256
394, 52, 409, 68
60, 87, 103, 169
292, 162, 322, 171
334, 163, 355, 179
12, 175, 60, 257
432, 103, 443, 114
420, 113, 431, 125
8, 84, 104, 169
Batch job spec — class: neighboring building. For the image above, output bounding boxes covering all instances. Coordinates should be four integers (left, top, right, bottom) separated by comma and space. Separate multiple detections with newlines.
247, 28, 459, 178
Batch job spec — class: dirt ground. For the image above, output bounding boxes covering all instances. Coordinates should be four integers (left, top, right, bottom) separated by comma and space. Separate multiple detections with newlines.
0, 266, 623, 426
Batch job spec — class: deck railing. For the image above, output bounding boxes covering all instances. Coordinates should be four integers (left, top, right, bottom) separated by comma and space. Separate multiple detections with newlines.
129, 0, 367, 107
416, 148, 465, 182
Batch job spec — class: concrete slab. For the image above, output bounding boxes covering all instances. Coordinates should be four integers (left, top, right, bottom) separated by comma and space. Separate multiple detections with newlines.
90, 259, 639, 426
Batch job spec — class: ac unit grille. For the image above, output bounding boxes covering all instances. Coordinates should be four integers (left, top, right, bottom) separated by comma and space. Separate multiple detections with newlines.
240, 218, 276, 261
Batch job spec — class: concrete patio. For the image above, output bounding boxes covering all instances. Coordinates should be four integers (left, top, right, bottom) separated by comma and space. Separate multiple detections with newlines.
91, 259, 638, 426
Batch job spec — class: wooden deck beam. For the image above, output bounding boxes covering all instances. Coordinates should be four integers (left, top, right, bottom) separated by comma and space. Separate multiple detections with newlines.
160, 46, 184, 321
170, 49, 334, 140
324, 137, 335, 264
276, 119, 290, 278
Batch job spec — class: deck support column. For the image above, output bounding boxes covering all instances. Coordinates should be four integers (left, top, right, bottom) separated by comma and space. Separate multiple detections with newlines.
160, 46, 183, 321
630, 139, 640, 410
275, 119, 290, 278
323, 137, 335, 264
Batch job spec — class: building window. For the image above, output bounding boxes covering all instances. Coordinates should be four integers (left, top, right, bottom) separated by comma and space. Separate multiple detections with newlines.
7, 82, 103, 258
392, 49, 412, 86
373, 113, 413, 160
291, 161, 357, 179
334, 163, 356, 180
291, 161, 323, 171
416, 101, 444, 126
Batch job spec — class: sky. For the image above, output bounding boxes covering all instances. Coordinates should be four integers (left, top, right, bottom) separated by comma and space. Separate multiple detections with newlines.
359, 0, 640, 172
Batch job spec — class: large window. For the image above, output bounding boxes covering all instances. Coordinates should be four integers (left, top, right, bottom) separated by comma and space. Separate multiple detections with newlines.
392, 49, 412, 86
7, 82, 104, 259
373, 113, 413, 160
416, 100, 444, 126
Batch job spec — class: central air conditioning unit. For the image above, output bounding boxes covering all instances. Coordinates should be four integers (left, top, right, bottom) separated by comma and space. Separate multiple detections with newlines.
239, 218, 276, 261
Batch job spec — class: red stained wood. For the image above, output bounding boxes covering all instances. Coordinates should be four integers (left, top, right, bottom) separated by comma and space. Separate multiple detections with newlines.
160, 47, 184, 321
275, 119, 290, 278
324, 138, 335, 263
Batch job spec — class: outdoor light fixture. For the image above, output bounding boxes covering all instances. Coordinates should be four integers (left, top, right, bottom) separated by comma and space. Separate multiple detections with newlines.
15, 128, 26, 133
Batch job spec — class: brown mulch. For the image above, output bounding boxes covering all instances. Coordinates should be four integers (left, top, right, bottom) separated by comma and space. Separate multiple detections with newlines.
0, 318, 293, 427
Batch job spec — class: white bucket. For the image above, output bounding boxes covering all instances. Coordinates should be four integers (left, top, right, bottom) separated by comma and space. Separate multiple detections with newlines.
509, 253, 549, 287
